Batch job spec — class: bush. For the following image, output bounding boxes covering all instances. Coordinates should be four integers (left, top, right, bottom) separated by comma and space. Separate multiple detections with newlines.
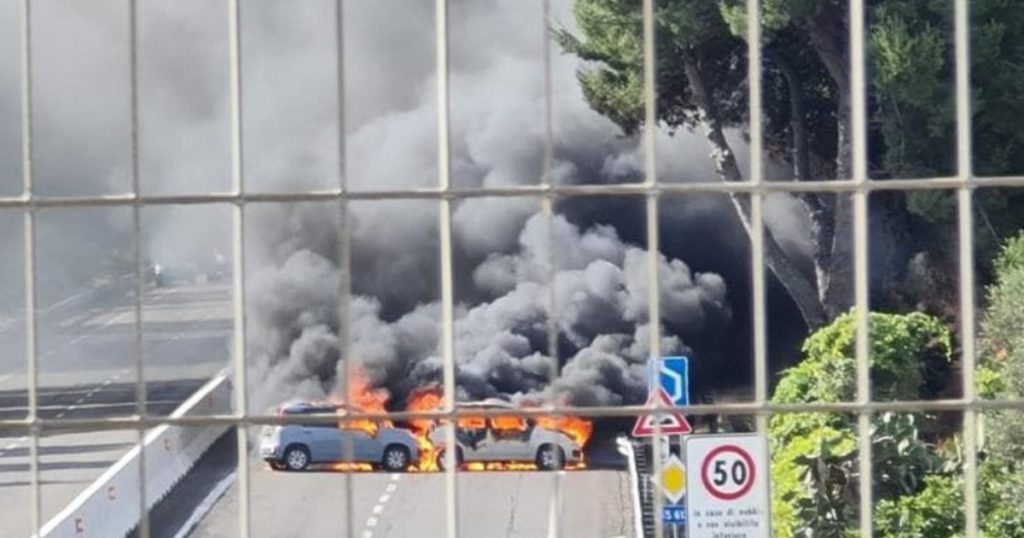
875, 458, 1024, 538
868, 231, 1024, 538
771, 310, 952, 444
774, 310, 952, 406
769, 311, 952, 537
875, 474, 963, 538
979, 232, 1024, 461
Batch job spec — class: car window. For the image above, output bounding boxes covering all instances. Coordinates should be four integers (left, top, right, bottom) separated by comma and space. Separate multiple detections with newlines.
456, 416, 486, 430
489, 416, 530, 442
454, 416, 487, 448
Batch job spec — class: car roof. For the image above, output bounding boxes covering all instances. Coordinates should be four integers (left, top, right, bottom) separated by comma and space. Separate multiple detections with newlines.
456, 398, 516, 410
278, 402, 346, 415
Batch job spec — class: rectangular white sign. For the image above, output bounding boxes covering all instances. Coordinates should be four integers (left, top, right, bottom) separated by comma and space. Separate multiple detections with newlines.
685, 434, 771, 538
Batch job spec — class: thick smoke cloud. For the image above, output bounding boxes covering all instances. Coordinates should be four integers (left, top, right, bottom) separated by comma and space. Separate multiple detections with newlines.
248, 213, 730, 411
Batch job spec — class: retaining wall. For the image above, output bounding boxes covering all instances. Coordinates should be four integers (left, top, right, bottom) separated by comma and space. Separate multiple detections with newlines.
35, 372, 232, 538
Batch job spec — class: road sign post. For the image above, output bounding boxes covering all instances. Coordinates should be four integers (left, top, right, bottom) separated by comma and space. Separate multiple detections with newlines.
637, 357, 694, 535
684, 434, 771, 538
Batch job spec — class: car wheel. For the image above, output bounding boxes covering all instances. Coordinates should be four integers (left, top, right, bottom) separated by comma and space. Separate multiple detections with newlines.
381, 445, 411, 472
436, 447, 463, 471
284, 445, 311, 471
536, 445, 566, 471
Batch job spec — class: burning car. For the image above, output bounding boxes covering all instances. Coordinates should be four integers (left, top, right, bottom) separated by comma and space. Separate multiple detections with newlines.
426, 400, 587, 471
260, 402, 420, 472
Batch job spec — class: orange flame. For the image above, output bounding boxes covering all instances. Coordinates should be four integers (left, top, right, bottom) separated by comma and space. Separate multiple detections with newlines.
535, 415, 593, 449
329, 367, 392, 437
490, 415, 529, 431
406, 386, 444, 471
326, 463, 374, 472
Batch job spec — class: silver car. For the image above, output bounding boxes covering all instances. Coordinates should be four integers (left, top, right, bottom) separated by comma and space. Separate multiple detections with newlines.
427, 401, 583, 471
260, 404, 420, 472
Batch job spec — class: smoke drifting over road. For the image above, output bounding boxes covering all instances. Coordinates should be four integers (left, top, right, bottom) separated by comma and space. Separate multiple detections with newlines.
0, 1, 810, 408
247, 211, 731, 411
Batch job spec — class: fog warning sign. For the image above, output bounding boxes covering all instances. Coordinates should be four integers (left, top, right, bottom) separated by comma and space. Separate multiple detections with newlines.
684, 435, 770, 538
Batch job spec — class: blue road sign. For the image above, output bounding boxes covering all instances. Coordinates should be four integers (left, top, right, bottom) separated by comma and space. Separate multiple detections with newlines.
648, 356, 690, 407
664, 505, 687, 525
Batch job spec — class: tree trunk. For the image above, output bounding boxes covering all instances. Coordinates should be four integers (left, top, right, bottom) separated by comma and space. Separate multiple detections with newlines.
806, 3, 855, 316
682, 52, 828, 328
770, 51, 812, 183
770, 49, 836, 301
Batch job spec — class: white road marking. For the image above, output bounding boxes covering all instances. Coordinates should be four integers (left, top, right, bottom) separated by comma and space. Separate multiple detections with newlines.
5, 443, 16, 450
67, 405, 78, 411
362, 471, 401, 538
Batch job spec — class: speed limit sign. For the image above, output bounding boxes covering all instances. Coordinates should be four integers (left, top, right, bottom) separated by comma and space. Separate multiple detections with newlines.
685, 435, 770, 537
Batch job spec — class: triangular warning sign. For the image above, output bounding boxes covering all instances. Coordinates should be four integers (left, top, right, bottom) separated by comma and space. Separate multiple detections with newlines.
631, 389, 693, 437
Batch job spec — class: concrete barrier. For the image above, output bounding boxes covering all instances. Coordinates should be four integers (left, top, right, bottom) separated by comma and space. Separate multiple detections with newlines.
616, 436, 646, 538
34, 371, 232, 538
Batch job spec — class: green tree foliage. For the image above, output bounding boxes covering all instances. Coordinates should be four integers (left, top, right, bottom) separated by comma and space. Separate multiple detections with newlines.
556, 1, 743, 136
560, 0, 1024, 328
769, 311, 953, 537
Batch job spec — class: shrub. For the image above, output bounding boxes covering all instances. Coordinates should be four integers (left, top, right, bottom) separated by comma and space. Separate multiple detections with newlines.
770, 311, 952, 537
979, 232, 1024, 461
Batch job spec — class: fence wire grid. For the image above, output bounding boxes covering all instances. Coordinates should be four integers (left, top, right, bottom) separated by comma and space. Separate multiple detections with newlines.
4, 0, 1023, 537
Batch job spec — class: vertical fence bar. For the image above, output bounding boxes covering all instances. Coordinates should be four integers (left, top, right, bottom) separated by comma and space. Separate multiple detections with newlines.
19, 0, 42, 533
953, 1, 978, 536
539, 1, 564, 536
227, 0, 251, 536
640, 0, 665, 536
745, 0, 769, 434
434, 1, 459, 537
849, 0, 873, 535
333, 1, 357, 536
127, 0, 150, 535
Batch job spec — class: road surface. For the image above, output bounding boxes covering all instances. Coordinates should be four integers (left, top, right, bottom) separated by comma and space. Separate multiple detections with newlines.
0, 281, 232, 538
191, 464, 635, 538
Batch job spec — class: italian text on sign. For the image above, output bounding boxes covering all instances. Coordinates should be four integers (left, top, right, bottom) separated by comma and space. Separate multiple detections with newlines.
685, 434, 771, 538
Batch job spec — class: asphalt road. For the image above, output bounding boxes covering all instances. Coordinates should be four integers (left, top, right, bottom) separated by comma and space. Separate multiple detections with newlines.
191, 464, 636, 538
0, 281, 232, 538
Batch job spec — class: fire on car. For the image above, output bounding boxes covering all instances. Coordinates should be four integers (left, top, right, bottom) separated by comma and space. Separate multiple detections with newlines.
260, 402, 420, 472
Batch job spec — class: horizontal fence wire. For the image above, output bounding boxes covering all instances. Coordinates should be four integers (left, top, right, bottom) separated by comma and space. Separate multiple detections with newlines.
1, 175, 1024, 209
2, 398, 1024, 434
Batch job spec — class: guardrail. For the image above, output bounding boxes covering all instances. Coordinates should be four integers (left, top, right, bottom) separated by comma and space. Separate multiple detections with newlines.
34, 371, 232, 538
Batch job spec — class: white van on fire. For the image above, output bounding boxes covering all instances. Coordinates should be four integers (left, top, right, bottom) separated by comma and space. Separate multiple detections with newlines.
427, 400, 584, 471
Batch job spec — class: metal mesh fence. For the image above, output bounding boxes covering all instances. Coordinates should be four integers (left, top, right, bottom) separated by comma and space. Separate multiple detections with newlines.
4, 0, 1024, 537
